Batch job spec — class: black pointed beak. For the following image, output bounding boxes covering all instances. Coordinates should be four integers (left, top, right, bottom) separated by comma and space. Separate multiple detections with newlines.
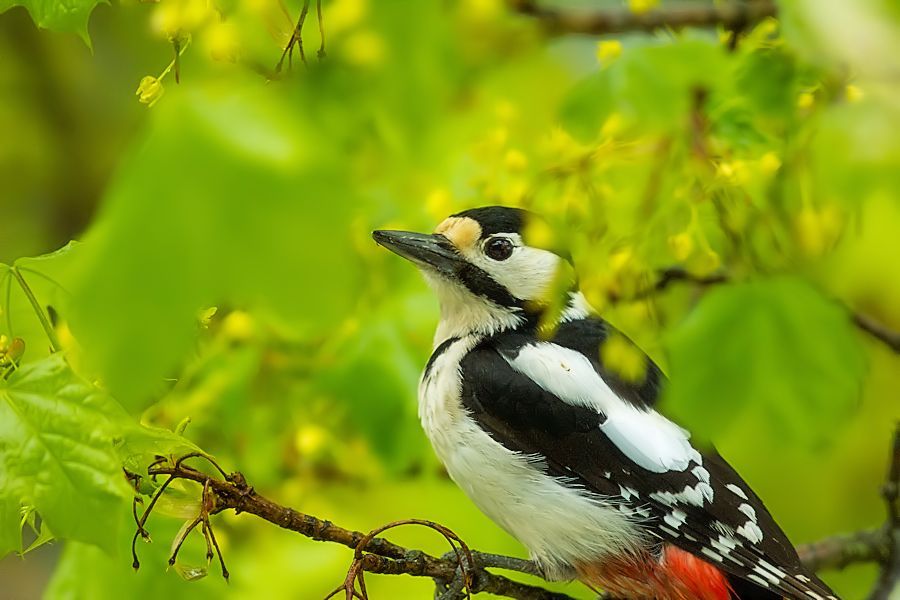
372, 230, 464, 275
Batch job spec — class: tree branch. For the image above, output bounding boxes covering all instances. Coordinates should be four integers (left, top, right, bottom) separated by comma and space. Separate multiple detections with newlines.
134, 458, 574, 600
130, 430, 900, 600
507, 0, 777, 36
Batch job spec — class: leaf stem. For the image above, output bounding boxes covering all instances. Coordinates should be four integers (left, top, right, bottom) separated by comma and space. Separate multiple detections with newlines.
10, 267, 61, 353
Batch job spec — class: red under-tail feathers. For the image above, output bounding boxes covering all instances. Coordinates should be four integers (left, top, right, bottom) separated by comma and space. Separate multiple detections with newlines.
577, 544, 732, 600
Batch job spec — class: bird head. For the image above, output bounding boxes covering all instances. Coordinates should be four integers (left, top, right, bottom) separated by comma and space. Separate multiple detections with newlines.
373, 206, 578, 340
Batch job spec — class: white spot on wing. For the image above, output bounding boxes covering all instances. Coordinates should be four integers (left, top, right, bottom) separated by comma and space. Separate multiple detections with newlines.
713, 520, 735, 536
701, 547, 723, 562
747, 574, 770, 588
726, 483, 749, 500
660, 525, 680, 538
618, 485, 639, 501
757, 559, 787, 580
650, 481, 714, 508
738, 503, 758, 522
663, 509, 687, 529
752, 565, 781, 585
737, 521, 764, 544
692, 465, 710, 483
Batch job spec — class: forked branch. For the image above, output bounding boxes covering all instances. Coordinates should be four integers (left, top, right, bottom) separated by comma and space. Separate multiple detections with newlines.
130, 427, 900, 599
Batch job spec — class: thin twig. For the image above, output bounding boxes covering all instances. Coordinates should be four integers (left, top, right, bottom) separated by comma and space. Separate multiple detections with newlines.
316, 0, 326, 59
507, 0, 777, 36
853, 314, 900, 354
277, 0, 311, 72
870, 424, 900, 599
9, 267, 61, 353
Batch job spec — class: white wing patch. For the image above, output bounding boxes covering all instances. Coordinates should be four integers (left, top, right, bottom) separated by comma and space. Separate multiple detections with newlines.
506, 343, 698, 474
726, 483, 749, 500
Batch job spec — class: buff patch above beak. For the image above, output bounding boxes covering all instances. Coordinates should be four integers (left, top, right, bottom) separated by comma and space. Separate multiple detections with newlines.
434, 217, 482, 254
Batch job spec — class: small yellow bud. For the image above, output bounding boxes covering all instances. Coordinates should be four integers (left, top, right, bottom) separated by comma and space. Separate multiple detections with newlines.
504, 149, 528, 172
628, 0, 658, 14
136, 76, 165, 107
342, 30, 387, 68
1, 337, 25, 364
327, 0, 366, 36
462, 0, 502, 20
601, 113, 625, 139
609, 248, 634, 274
198, 306, 218, 329
523, 218, 556, 250
295, 424, 328, 456
668, 232, 694, 262
797, 91, 815, 109
601, 334, 646, 382
221, 310, 255, 342
596, 40, 622, 64
426, 188, 453, 220
716, 160, 750, 185
759, 152, 781, 174
845, 84, 864, 103
206, 21, 239, 63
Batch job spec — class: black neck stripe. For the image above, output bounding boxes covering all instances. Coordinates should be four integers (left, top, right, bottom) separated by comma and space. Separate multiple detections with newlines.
456, 262, 523, 309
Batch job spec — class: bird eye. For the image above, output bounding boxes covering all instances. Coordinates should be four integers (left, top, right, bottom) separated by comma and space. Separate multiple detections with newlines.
484, 237, 514, 261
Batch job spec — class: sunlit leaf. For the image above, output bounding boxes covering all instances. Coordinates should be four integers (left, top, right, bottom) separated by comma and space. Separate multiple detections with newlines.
0, 354, 131, 553
663, 278, 867, 443
0, 0, 104, 45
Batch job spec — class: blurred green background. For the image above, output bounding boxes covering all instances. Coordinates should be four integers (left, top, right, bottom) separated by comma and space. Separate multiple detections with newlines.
1, 0, 899, 598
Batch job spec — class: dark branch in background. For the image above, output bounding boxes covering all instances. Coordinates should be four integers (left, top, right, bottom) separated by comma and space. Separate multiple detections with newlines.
638, 267, 900, 356
507, 0, 777, 36
131, 427, 900, 600
871, 424, 900, 599
853, 313, 900, 355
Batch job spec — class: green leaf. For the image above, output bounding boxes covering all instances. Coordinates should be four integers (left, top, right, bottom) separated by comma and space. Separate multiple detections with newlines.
663, 278, 867, 443
114, 423, 201, 474
68, 84, 360, 409
0, 494, 20, 556
0, 354, 132, 554
318, 319, 425, 470
1, 242, 82, 364
0, 0, 104, 45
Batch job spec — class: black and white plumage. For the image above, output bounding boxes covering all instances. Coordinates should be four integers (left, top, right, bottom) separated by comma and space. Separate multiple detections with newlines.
373, 206, 838, 600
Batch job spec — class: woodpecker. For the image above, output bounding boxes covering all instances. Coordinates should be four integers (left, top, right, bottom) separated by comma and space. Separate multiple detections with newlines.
373, 206, 838, 600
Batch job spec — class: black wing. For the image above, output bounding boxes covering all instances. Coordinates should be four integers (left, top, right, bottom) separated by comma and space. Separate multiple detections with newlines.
459, 321, 836, 600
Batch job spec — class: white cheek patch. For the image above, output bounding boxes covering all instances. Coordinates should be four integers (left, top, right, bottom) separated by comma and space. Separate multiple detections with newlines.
471, 242, 561, 303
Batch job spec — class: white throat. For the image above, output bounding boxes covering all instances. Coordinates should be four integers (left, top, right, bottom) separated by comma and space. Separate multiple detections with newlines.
424, 271, 524, 347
